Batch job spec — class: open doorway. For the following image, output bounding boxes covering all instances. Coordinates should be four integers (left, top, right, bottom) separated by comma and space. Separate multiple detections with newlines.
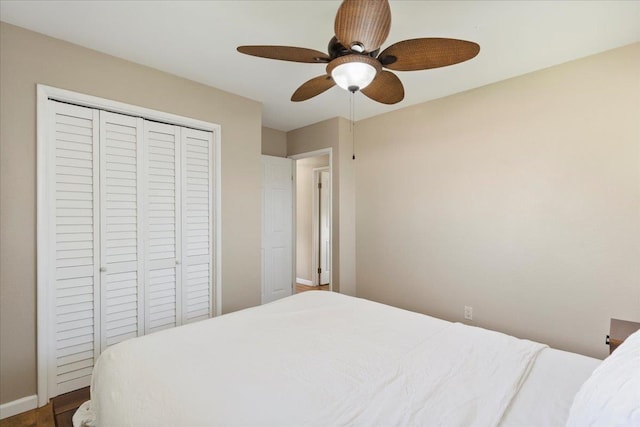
291, 151, 332, 294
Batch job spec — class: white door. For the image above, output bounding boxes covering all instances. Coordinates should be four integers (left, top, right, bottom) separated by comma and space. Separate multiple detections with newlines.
49, 101, 100, 396
180, 128, 215, 323
319, 170, 331, 285
99, 111, 145, 349
41, 95, 219, 401
143, 121, 182, 334
261, 155, 293, 304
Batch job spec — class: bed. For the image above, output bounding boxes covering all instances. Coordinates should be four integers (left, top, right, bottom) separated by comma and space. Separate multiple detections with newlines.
74, 291, 639, 426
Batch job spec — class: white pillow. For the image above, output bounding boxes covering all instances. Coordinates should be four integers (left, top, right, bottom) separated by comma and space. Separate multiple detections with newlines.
566, 329, 640, 427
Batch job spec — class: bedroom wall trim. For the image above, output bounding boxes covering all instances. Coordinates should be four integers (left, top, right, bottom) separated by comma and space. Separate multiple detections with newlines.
296, 278, 313, 286
36, 84, 223, 407
0, 395, 37, 420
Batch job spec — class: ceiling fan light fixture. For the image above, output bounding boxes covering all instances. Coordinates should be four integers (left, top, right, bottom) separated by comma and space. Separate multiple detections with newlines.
332, 62, 376, 91
327, 55, 381, 92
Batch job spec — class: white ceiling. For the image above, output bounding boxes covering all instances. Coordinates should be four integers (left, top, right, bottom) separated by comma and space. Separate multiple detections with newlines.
1, 1, 639, 131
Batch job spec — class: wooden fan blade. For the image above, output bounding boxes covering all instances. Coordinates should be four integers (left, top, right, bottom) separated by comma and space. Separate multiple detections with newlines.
378, 38, 480, 71
361, 71, 404, 104
334, 0, 391, 53
237, 46, 330, 63
291, 75, 336, 102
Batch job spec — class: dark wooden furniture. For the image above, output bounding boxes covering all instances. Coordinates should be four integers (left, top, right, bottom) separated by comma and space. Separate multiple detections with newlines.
607, 318, 640, 355
52, 387, 89, 427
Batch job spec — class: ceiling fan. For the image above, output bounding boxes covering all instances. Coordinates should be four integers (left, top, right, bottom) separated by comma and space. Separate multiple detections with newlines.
237, 0, 480, 105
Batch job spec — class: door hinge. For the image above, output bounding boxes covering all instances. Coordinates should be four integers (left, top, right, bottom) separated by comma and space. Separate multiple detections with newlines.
318, 182, 322, 189
318, 267, 322, 274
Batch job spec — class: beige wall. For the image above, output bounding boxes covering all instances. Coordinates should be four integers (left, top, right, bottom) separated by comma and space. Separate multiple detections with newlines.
261, 127, 287, 157
287, 117, 356, 295
355, 43, 640, 359
337, 119, 356, 297
295, 156, 330, 282
0, 22, 263, 404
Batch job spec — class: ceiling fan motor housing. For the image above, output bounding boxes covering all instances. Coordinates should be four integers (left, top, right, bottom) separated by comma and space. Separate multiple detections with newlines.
328, 36, 379, 60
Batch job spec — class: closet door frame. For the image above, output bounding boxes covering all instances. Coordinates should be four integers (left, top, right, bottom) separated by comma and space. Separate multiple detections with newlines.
36, 85, 222, 407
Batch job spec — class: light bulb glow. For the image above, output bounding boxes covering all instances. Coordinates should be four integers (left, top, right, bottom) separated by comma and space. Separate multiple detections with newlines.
331, 62, 377, 92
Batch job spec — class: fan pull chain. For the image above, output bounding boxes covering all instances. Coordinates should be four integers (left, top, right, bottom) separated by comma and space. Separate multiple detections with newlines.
350, 91, 356, 160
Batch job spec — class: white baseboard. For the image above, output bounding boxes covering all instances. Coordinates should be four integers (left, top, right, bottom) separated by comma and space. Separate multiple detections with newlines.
0, 394, 38, 420
296, 277, 314, 286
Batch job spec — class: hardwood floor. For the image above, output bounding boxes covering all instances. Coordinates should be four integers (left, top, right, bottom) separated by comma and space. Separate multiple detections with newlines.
295, 283, 330, 293
0, 388, 88, 427
0, 405, 53, 427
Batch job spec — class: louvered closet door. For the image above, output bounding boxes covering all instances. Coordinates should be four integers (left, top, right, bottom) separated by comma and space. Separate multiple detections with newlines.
144, 121, 182, 333
45, 98, 217, 399
181, 128, 214, 323
99, 111, 144, 349
50, 101, 100, 395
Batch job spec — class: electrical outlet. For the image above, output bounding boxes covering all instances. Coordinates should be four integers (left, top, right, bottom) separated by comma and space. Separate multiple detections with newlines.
464, 306, 473, 320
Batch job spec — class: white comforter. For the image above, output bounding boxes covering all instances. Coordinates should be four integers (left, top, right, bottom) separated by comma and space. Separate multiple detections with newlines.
82, 292, 546, 426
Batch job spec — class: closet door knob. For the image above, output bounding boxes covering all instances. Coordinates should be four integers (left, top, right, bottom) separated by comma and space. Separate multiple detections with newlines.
99, 267, 106, 272
175, 260, 181, 265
